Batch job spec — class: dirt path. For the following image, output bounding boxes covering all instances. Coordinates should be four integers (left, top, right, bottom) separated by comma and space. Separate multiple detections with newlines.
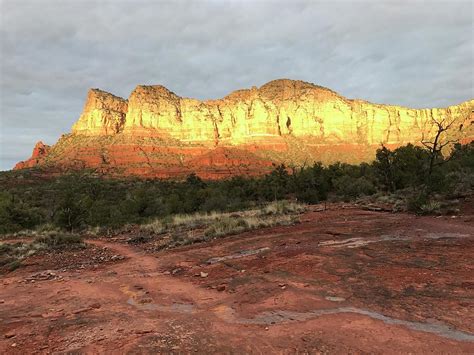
1, 207, 474, 353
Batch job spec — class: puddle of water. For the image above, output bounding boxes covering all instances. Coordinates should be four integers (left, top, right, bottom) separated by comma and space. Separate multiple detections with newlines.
319, 232, 470, 249
127, 298, 195, 313
325, 296, 345, 302
207, 247, 270, 264
239, 307, 474, 342
214, 305, 474, 342
422, 232, 470, 240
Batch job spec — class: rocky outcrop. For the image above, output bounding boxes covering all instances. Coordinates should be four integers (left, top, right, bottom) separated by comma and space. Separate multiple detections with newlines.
72, 89, 128, 135
15, 79, 474, 178
15, 141, 51, 169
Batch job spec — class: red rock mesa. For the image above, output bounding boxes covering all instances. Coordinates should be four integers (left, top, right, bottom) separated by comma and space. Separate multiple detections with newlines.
15, 79, 474, 179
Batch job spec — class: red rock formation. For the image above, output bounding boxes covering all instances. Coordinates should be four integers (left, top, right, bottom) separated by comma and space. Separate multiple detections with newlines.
14, 79, 474, 179
15, 141, 51, 170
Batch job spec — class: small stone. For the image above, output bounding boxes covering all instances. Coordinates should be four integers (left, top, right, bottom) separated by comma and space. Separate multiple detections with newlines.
11, 343, 17, 347
5, 332, 16, 339
265, 327, 269, 331
216, 284, 226, 292
73, 307, 91, 314
89, 303, 101, 309
200, 272, 208, 278
163, 271, 171, 275
138, 298, 153, 304
0, 299, 5, 304
135, 329, 152, 334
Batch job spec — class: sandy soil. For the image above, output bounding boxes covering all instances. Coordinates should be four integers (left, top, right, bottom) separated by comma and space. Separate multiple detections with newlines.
1, 204, 473, 354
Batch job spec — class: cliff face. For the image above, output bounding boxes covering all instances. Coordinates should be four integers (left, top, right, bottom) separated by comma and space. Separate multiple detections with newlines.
15, 79, 474, 179
72, 89, 128, 136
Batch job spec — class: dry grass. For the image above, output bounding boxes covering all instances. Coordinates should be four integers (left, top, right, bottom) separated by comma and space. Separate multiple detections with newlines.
204, 214, 296, 238
0, 232, 84, 272
261, 200, 307, 215
137, 200, 306, 248
140, 200, 305, 234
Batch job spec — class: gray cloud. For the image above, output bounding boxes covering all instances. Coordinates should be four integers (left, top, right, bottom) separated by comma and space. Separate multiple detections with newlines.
1, 0, 472, 170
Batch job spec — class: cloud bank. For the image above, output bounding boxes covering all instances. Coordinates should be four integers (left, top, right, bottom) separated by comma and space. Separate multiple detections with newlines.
1, 0, 472, 170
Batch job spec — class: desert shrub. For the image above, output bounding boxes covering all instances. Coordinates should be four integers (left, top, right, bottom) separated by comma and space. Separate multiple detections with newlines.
333, 176, 376, 201
139, 219, 165, 234
0, 243, 18, 266
447, 142, 474, 172
419, 201, 442, 215
35, 233, 84, 249
406, 192, 429, 214
262, 200, 306, 215
0, 241, 43, 272
6, 259, 21, 271
127, 235, 151, 244
54, 193, 87, 231
200, 191, 229, 212
0, 192, 42, 233
295, 189, 320, 203
204, 217, 248, 238
373, 144, 430, 191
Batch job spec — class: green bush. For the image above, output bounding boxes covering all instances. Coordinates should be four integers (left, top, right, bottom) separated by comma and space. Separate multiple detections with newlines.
333, 176, 376, 200
406, 192, 429, 214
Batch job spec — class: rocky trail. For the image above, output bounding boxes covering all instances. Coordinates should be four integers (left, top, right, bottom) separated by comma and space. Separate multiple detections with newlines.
1, 205, 474, 353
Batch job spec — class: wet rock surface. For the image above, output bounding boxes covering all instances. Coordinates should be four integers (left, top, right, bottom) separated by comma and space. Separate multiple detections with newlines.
1, 204, 473, 353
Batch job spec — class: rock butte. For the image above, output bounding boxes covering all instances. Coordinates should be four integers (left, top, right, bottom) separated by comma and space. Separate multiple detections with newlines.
15, 79, 474, 179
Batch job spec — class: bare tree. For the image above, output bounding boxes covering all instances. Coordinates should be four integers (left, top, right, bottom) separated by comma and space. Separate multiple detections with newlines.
421, 116, 459, 175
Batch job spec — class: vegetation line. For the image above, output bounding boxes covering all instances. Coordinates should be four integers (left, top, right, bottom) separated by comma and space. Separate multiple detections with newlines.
0, 142, 472, 236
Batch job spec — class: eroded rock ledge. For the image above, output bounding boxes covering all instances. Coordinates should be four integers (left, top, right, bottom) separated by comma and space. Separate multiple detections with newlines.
15, 79, 474, 178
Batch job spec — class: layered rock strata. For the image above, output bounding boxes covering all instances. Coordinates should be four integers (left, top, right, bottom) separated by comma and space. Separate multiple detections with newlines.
15, 79, 474, 179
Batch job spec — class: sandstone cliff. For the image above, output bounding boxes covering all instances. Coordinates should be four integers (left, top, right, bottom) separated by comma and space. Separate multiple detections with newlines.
14, 141, 51, 170
72, 89, 128, 136
15, 79, 474, 178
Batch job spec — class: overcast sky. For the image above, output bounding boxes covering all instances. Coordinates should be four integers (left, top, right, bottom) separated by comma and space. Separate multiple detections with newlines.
0, 0, 472, 170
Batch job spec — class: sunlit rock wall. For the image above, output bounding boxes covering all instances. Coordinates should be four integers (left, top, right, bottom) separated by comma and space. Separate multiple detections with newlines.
15, 79, 474, 178
70, 79, 473, 147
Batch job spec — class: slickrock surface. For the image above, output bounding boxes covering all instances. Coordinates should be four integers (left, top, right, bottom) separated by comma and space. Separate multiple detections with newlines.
15, 79, 474, 178
1, 203, 473, 353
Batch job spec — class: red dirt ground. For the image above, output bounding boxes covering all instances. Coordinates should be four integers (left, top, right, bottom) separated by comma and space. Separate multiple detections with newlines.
1, 205, 473, 353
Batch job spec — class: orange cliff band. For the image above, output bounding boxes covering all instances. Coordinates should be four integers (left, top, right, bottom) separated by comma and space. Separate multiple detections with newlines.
15, 79, 474, 179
